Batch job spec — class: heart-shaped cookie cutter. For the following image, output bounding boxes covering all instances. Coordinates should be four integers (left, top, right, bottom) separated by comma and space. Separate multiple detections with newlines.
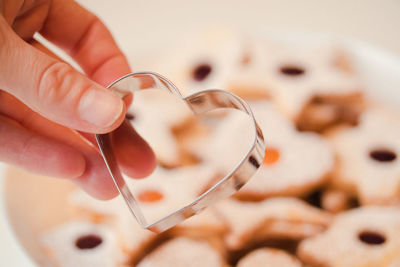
96, 72, 265, 233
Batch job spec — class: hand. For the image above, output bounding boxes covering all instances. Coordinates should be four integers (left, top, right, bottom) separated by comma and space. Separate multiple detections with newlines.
0, 0, 156, 199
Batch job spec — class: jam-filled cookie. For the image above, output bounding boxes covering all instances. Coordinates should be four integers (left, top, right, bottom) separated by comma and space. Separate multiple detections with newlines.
157, 28, 245, 96
237, 248, 302, 267
256, 40, 364, 132
328, 107, 400, 205
298, 206, 400, 267
136, 237, 228, 267
216, 198, 332, 250
69, 191, 158, 260
193, 101, 334, 200
41, 221, 126, 267
125, 165, 218, 223
240, 101, 334, 199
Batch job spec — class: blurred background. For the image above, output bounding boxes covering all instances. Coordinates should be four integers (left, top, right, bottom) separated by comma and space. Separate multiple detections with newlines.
77, 0, 400, 66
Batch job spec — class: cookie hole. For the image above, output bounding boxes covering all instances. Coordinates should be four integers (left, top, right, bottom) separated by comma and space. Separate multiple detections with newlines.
369, 149, 397, 162
192, 63, 212, 81
75, 234, 103, 249
279, 65, 305, 76
263, 147, 280, 165
358, 230, 386, 245
138, 190, 164, 203
125, 112, 135, 120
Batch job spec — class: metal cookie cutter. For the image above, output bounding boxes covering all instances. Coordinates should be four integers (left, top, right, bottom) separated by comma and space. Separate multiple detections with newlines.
96, 72, 265, 233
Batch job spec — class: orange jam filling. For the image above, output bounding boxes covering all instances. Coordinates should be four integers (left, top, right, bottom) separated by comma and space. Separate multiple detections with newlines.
263, 147, 280, 165
138, 190, 164, 203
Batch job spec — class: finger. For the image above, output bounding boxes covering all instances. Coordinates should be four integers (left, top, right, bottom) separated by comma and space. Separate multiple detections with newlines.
11, 1, 50, 40
0, 17, 125, 134
39, 0, 130, 86
0, 91, 119, 199
111, 120, 156, 178
1, 91, 156, 180
0, 114, 85, 179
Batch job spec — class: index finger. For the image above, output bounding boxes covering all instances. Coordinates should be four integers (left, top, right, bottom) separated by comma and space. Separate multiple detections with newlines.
39, 0, 130, 86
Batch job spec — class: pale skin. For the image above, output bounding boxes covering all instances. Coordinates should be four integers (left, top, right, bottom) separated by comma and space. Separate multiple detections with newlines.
0, 0, 156, 199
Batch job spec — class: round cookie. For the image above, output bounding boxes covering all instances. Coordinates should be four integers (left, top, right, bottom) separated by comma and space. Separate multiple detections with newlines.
41, 221, 126, 267
136, 237, 228, 267
252, 40, 364, 132
239, 101, 334, 199
328, 107, 400, 205
193, 101, 334, 200
128, 89, 199, 169
216, 198, 332, 250
125, 165, 218, 223
237, 248, 302, 267
298, 206, 400, 267
157, 28, 245, 96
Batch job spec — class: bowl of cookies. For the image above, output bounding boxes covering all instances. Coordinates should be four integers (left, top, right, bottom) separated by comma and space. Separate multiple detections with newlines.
1, 1, 400, 267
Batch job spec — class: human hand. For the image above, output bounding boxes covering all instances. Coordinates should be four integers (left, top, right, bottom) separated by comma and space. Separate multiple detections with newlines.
0, 0, 156, 199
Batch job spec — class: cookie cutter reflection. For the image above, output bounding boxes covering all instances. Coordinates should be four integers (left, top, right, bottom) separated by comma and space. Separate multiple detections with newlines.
95, 72, 265, 233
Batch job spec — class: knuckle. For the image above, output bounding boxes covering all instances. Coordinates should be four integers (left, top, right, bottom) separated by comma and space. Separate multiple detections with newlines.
36, 61, 80, 107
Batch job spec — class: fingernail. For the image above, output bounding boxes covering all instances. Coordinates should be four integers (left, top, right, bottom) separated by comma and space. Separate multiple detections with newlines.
78, 89, 123, 128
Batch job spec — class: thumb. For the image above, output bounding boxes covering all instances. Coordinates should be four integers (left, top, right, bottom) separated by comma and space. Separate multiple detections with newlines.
0, 18, 125, 134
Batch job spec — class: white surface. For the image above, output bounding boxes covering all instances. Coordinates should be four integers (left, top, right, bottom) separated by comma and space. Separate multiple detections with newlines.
0, 0, 400, 266
0, 163, 35, 267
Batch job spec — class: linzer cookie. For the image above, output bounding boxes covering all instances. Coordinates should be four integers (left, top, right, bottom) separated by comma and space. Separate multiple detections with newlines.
41, 221, 127, 267
197, 101, 334, 200
136, 237, 228, 267
216, 198, 332, 250
250, 40, 364, 132
113, 211, 158, 260
328, 107, 400, 205
240, 101, 334, 199
158, 28, 245, 96
237, 248, 302, 267
125, 165, 218, 223
298, 206, 400, 267
128, 89, 201, 168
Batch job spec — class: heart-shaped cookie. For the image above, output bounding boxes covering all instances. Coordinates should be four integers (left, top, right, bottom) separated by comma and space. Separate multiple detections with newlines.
96, 72, 264, 233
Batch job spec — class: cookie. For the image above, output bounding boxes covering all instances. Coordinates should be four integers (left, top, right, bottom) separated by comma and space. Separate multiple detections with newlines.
136, 237, 228, 267
298, 206, 400, 267
216, 198, 332, 250
68, 190, 125, 222
125, 165, 218, 223
296, 92, 365, 133
328, 107, 400, 205
193, 101, 334, 200
158, 28, 245, 96
128, 89, 200, 169
234, 39, 364, 132
237, 248, 302, 267
321, 188, 359, 213
41, 221, 126, 267
69, 190, 158, 259
113, 210, 159, 261
168, 207, 228, 238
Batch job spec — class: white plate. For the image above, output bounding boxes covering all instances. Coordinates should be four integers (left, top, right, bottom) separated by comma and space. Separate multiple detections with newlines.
1, 31, 400, 266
